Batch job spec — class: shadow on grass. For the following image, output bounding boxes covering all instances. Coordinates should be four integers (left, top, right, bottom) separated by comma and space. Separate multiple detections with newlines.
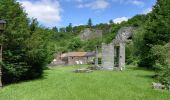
136, 74, 154, 79
127, 65, 155, 79
129, 66, 154, 71
3, 71, 49, 87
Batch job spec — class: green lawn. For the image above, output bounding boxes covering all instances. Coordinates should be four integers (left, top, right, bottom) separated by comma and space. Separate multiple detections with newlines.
0, 65, 170, 100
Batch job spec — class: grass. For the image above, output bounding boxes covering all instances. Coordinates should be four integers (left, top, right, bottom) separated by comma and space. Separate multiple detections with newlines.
0, 65, 170, 100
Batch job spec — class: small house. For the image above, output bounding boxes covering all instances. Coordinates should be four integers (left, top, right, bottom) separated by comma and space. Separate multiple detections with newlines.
60, 52, 96, 65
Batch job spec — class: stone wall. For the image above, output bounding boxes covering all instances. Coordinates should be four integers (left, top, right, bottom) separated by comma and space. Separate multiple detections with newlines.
101, 43, 114, 70
79, 28, 102, 41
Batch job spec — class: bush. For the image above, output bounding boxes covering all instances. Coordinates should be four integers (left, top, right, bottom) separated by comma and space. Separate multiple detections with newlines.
151, 44, 170, 85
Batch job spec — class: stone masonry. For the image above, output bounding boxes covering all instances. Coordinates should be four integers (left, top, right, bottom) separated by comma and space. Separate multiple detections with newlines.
101, 27, 134, 70
102, 43, 114, 70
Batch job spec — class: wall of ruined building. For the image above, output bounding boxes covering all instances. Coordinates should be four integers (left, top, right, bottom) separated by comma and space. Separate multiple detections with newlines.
101, 43, 114, 70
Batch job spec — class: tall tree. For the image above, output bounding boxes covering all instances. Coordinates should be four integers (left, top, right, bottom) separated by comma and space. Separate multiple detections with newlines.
0, 0, 55, 84
109, 20, 113, 24
0, 0, 30, 83
87, 18, 92, 27
66, 23, 73, 32
30, 18, 39, 34
59, 27, 66, 32
52, 26, 58, 32
136, 0, 170, 68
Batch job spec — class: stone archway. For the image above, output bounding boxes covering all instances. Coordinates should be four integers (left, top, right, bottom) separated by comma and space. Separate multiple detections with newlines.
101, 27, 134, 70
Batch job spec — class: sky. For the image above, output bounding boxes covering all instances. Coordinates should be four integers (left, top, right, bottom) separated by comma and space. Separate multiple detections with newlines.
17, 0, 156, 28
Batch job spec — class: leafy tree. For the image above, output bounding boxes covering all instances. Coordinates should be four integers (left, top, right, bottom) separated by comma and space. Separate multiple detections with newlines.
0, 0, 30, 83
59, 27, 66, 32
72, 25, 87, 34
127, 14, 147, 27
24, 28, 55, 79
136, 0, 170, 68
0, 0, 56, 84
67, 37, 83, 51
52, 26, 58, 32
66, 23, 73, 32
151, 44, 170, 86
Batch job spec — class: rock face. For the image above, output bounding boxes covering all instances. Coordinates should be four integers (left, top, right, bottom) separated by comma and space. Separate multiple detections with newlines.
152, 82, 166, 89
79, 28, 102, 41
152, 82, 170, 90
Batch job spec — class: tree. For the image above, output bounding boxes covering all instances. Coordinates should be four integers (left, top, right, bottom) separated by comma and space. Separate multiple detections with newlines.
109, 20, 113, 24
72, 25, 86, 34
0, 0, 56, 84
87, 18, 92, 27
30, 18, 39, 34
135, 0, 170, 68
0, 0, 30, 83
67, 37, 83, 51
52, 26, 58, 32
66, 23, 73, 32
59, 27, 66, 32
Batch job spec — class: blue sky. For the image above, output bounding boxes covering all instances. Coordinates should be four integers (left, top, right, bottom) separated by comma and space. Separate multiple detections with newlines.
18, 0, 156, 28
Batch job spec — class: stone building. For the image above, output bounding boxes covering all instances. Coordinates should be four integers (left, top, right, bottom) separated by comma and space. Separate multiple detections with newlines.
51, 52, 96, 65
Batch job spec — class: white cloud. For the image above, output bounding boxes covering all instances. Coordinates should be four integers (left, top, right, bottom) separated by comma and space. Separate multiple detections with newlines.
113, 17, 129, 24
18, 0, 62, 26
112, 0, 145, 7
78, 0, 110, 10
142, 8, 152, 14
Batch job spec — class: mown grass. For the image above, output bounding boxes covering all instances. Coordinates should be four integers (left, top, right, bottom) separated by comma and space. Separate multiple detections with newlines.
0, 65, 170, 100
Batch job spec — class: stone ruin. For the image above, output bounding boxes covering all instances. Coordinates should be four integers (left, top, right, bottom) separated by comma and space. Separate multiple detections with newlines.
73, 27, 134, 73
79, 28, 102, 41
101, 27, 134, 70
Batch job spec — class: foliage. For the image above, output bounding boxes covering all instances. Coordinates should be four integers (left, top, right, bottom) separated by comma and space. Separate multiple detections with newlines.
72, 25, 87, 35
0, 0, 29, 83
150, 44, 170, 85
0, 0, 55, 84
23, 28, 55, 79
134, 0, 170, 68
125, 41, 137, 65
67, 37, 84, 51
127, 15, 148, 27
83, 38, 102, 51
52, 26, 58, 32
66, 23, 73, 32
87, 18, 92, 27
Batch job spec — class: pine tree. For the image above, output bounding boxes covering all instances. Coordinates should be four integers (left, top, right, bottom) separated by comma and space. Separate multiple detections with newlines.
109, 20, 113, 24
87, 18, 92, 27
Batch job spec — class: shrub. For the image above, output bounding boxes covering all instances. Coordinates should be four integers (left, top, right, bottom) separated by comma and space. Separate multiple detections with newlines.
151, 44, 170, 85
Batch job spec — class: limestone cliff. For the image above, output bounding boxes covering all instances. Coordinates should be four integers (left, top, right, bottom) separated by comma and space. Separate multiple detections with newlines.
79, 28, 102, 41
